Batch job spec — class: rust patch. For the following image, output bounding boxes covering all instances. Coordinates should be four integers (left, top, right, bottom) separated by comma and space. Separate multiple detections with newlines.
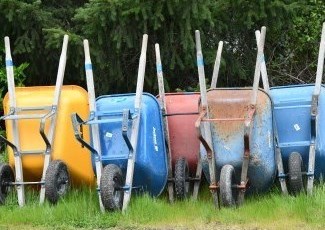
250, 153, 262, 166
206, 89, 270, 141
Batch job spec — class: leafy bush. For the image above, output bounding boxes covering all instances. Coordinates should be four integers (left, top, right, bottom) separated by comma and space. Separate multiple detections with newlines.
0, 62, 29, 111
0, 0, 323, 94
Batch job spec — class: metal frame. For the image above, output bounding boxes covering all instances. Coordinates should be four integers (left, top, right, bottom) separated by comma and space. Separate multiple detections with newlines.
154, 44, 203, 201
0, 35, 69, 206
194, 27, 267, 206
71, 34, 148, 212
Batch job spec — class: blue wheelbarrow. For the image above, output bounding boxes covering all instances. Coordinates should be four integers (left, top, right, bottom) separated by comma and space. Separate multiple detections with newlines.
71, 35, 168, 212
195, 28, 276, 207
270, 23, 325, 195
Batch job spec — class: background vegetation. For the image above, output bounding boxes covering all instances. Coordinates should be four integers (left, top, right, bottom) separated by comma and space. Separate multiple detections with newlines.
0, 0, 324, 96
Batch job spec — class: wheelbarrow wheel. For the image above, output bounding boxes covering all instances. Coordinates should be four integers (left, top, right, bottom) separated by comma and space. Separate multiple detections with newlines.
220, 164, 237, 207
0, 163, 14, 205
100, 164, 123, 211
45, 160, 70, 204
288, 152, 305, 195
175, 157, 190, 199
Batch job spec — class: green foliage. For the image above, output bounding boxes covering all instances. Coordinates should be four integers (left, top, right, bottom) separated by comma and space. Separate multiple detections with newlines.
73, 0, 216, 94
0, 0, 86, 87
0, 62, 29, 110
0, 0, 323, 94
269, 0, 325, 85
73, 0, 299, 93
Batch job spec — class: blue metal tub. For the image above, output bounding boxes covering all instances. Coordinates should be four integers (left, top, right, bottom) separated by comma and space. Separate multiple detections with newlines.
94, 93, 168, 197
201, 88, 276, 194
270, 84, 325, 180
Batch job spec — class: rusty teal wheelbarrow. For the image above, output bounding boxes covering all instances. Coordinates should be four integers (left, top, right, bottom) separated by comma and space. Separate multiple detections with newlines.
195, 28, 276, 207
71, 35, 168, 212
270, 22, 325, 196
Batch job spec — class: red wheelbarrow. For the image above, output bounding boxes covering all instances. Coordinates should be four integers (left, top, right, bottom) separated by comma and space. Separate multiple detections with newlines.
154, 42, 223, 200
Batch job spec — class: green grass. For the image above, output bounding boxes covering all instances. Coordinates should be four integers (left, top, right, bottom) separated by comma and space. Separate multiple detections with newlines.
0, 151, 324, 229
0, 183, 324, 230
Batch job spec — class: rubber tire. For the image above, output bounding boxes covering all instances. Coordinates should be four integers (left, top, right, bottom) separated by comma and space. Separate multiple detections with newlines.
175, 157, 190, 200
0, 163, 14, 205
288, 152, 305, 195
100, 164, 123, 211
220, 164, 237, 207
45, 160, 70, 204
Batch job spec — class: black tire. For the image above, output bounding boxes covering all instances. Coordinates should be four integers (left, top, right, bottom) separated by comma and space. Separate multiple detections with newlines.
175, 157, 190, 200
45, 160, 70, 204
220, 164, 237, 207
100, 164, 123, 211
0, 163, 14, 205
288, 152, 305, 195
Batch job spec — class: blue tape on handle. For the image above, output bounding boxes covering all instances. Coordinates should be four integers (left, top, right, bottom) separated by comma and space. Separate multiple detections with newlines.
85, 63, 92, 70
156, 64, 162, 73
197, 57, 204, 67
259, 54, 265, 63
6, 60, 13, 67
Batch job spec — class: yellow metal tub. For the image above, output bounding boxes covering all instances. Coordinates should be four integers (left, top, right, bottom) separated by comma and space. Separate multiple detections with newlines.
3, 85, 95, 186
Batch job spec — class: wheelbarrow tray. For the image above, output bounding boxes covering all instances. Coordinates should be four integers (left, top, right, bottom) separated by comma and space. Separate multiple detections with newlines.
270, 84, 325, 179
3, 85, 94, 186
163, 92, 200, 175
201, 88, 276, 193
94, 93, 168, 197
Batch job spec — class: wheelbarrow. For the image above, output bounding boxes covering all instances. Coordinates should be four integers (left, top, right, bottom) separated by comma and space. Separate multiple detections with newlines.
153, 42, 223, 200
270, 22, 325, 195
0, 35, 91, 206
195, 28, 276, 207
71, 34, 168, 212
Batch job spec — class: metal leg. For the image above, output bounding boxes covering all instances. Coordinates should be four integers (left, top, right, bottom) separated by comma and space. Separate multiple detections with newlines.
307, 99, 317, 195
192, 145, 203, 200
305, 98, 317, 196
92, 124, 104, 212
306, 143, 316, 195
95, 157, 104, 211
39, 113, 53, 204
237, 105, 256, 205
39, 154, 50, 204
14, 154, 25, 206
237, 122, 251, 205
275, 146, 288, 195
